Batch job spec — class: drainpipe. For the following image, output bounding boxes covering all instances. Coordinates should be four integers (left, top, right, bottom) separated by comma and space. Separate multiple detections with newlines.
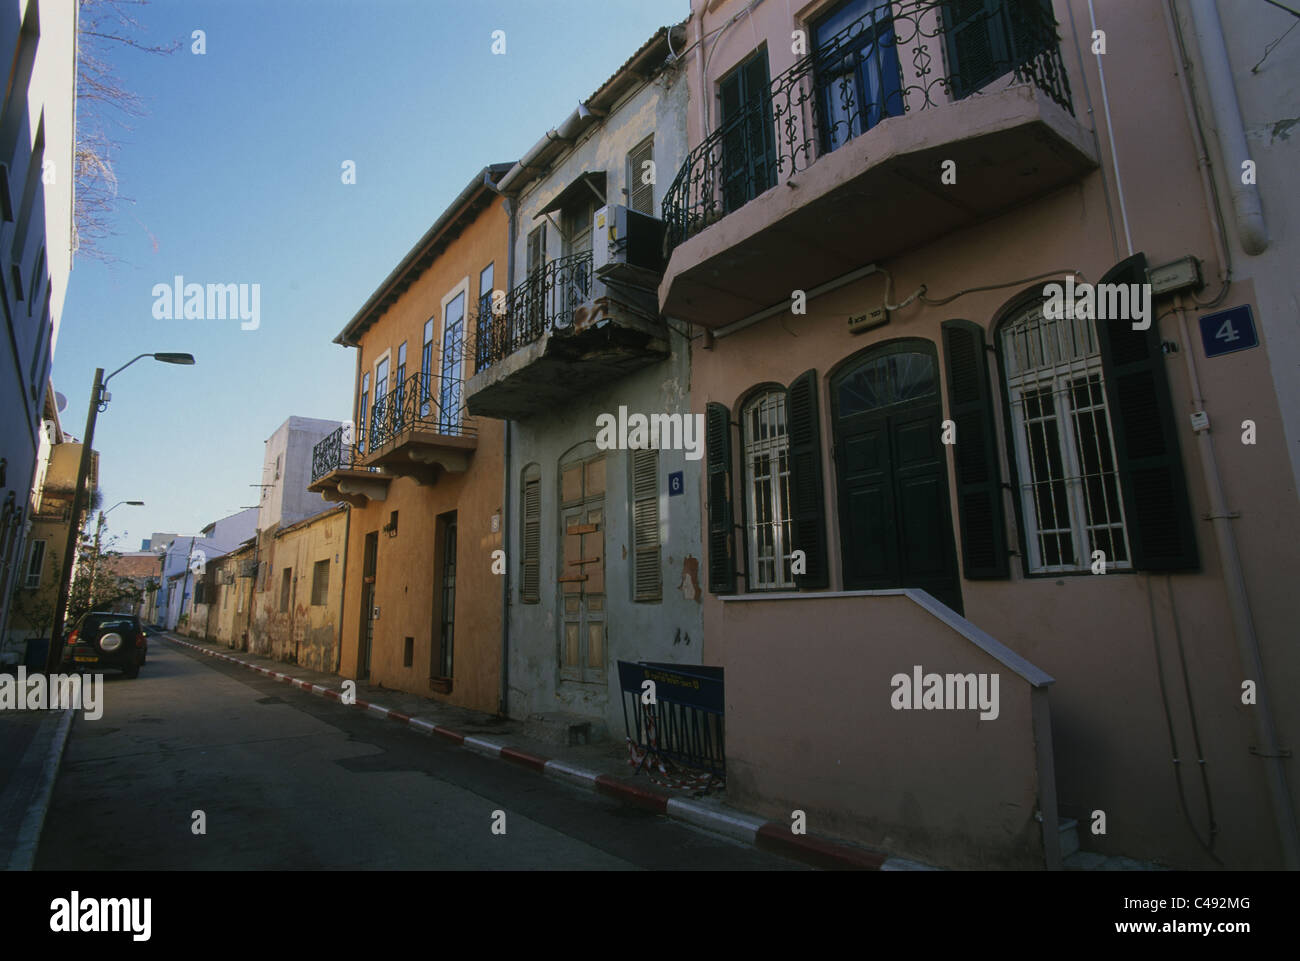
1086, 0, 1133, 255
695, 10, 709, 140
1187, 0, 1268, 256
1174, 294, 1298, 869
1161, 0, 1231, 293
499, 192, 518, 718
335, 505, 349, 674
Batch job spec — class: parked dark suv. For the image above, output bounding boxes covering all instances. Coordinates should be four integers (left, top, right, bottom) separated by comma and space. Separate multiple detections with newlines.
62, 612, 148, 678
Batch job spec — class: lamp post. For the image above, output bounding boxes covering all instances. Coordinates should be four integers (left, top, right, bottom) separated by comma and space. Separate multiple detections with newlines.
46, 353, 195, 672
85, 499, 144, 614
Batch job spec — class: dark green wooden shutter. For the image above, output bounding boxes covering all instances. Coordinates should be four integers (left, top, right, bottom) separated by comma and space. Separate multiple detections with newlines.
1095, 253, 1199, 571
1008, 0, 1055, 65
521, 476, 541, 602
945, 0, 1007, 100
786, 370, 828, 588
706, 402, 735, 593
942, 320, 1009, 578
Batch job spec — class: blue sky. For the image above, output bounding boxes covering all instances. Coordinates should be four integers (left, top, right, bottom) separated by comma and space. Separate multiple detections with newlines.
55, 0, 688, 548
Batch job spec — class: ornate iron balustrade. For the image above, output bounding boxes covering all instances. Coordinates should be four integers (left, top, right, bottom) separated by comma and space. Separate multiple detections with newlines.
310, 424, 376, 483
474, 251, 593, 373
662, 0, 1073, 251
365, 371, 475, 451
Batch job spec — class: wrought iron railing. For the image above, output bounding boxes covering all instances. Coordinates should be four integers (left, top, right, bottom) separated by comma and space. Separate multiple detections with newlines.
310, 424, 376, 483
474, 251, 593, 373
662, 0, 1073, 250
365, 371, 475, 451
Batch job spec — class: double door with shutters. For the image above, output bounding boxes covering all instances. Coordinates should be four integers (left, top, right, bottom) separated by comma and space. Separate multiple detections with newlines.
832, 342, 963, 613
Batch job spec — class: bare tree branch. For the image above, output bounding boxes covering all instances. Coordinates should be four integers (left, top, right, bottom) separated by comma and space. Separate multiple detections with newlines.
74, 0, 181, 262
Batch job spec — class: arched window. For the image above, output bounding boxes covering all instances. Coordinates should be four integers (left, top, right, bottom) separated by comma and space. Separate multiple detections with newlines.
741, 388, 795, 590
998, 302, 1130, 573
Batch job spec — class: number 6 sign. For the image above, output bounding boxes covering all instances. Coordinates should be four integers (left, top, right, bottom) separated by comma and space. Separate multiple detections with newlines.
1199, 305, 1258, 358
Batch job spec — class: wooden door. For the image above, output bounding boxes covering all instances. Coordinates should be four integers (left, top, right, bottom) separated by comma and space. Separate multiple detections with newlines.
559, 455, 606, 684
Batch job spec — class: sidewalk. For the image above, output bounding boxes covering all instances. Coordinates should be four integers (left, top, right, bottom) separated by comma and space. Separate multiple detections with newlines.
163, 631, 921, 870
0, 703, 75, 870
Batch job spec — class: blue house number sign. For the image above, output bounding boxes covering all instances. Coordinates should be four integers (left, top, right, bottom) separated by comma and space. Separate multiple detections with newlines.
1199, 305, 1258, 358
668, 471, 684, 496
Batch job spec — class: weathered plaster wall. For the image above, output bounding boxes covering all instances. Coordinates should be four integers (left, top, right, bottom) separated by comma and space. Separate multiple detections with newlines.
251, 508, 347, 671
503, 62, 704, 737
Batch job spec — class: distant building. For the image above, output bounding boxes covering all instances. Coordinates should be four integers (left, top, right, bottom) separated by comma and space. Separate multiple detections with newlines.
153, 508, 258, 630
1, 383, 96, 665
258, 416, 342, 532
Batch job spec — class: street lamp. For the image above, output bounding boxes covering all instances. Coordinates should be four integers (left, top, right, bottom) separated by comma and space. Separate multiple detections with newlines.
86, 500, 145, 614
46, 353, 195, 672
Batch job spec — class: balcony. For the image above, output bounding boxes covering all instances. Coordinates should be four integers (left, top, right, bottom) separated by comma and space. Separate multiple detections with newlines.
466, 250, 670, 420
659, 0, 1096, 328
308, 425, 390, 507
359, 372, 477, 483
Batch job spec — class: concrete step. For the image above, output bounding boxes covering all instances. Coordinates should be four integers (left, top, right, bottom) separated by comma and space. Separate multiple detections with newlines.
1059, 816, 1080, 859
523, 712, 608, 747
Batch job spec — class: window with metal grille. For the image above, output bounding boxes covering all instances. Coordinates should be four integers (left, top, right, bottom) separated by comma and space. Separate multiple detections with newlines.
627, 136, 655, 215
421, 318, 434, 415
630, 447, 661, 601
358, 372, 370, 448
479, 263, 494, 311
1000, 304, 1130, 573
395, 341, 408, 426
280, 567, 292, 612
310, 559, 329, 606
23, 538, 45, 588
742, 390, 796, 590
439, 292, 465, 432
520, 467, 541, 603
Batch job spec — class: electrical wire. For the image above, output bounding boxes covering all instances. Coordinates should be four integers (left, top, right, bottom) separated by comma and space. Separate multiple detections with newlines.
915, 269, 1088, 308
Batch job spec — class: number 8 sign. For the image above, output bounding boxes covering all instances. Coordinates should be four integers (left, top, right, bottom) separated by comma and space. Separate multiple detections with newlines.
1199, 305, 1258, 358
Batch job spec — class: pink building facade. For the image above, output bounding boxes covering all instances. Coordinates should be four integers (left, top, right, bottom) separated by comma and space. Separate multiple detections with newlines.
662, 0, 1300, 868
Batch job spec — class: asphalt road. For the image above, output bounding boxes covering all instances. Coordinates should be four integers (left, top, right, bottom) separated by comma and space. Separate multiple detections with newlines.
35, 637, 802, 870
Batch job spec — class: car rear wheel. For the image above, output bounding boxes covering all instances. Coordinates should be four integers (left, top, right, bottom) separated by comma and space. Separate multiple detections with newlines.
122, 658, 140, 679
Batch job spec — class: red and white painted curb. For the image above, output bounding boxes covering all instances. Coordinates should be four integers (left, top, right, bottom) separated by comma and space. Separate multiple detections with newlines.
163, 633, 915, 870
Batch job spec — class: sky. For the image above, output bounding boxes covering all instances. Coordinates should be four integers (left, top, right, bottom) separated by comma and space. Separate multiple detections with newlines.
52, 0, 690, 550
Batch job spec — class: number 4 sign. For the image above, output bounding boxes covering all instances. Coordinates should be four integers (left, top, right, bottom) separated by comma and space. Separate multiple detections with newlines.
1199, 305, 1258, 358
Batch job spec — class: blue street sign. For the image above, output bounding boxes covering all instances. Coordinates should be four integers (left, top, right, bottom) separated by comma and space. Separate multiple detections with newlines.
1199, 305, 1258, 358
668, 471, 684, 496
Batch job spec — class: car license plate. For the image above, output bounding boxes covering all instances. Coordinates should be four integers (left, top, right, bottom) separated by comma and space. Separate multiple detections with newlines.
73, 655, 98, 663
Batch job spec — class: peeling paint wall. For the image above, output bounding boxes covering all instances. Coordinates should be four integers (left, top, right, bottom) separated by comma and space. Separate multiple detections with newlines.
249, 508, 347, 671
208, 547, 254, 651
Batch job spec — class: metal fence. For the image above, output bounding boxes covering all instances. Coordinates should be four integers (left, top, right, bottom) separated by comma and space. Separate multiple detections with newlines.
661, 0, 1074, 250
618, 660, 725, 779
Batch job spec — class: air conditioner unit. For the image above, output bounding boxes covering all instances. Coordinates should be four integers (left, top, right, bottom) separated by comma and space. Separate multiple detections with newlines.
592, 205, 666, 286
